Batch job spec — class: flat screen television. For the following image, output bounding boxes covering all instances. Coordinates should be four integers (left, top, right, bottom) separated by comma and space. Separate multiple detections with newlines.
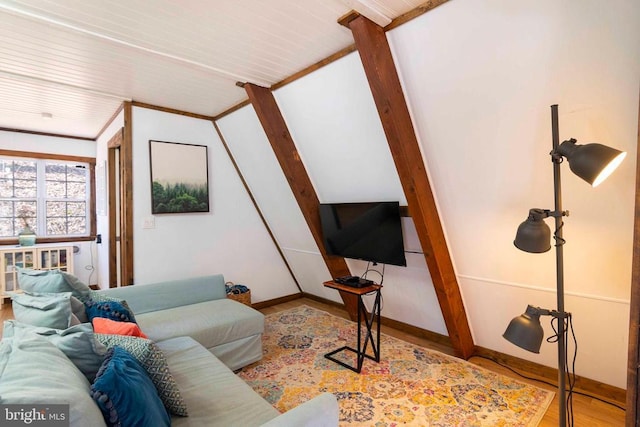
319, 201, 406, 267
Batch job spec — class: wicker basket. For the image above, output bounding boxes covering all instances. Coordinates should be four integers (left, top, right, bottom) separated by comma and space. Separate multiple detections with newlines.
227, 290, 251, 306
225, 282, 251, 306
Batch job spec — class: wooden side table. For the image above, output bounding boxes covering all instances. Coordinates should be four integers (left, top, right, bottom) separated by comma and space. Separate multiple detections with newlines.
323, 280, 382, 373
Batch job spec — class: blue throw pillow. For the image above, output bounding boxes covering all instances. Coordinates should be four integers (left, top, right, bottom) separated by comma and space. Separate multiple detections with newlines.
91, 346, 170, 427
95, 334, 188, 416
85, 299, 136, 323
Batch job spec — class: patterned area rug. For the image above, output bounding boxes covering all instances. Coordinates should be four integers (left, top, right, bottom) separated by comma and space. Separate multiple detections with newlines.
238, 305, 553, 426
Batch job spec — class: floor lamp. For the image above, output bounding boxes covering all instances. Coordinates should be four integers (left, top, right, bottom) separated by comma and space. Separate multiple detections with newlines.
502, 104, 626, 427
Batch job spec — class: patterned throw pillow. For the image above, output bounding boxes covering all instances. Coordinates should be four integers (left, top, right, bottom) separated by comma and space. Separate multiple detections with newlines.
95, 334, 188, 417
87, 291, 137, 323
85, 299, 136, 323
91, 346, 170, 427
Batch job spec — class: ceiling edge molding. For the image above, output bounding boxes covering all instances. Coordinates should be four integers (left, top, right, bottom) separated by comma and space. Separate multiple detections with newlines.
0, 127, 95, 141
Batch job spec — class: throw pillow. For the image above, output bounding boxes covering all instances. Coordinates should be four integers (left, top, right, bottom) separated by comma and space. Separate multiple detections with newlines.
0, 328, 106, 426
59, 270, 92, 301
85, 299, 136, 323
3, 320, 108, 382
92, 317, 148, 338
70, 295, 89, 323
95, 333, 188, 416
87, 291, 137, 323
91, 346, 170, 427
17, 268, 91, 301
11, 291, 74, 329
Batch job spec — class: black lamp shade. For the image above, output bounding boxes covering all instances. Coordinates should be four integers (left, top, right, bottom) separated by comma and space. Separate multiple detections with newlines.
556, 139, 626, 187
514, 209, 551, 253
503, 305, 544, 353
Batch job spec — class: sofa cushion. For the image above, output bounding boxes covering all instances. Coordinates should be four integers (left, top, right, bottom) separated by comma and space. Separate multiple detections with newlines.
93, 318, 147, 338
11, 291, 74, 329
157, 336, 279, 427
0, 328, 106, 427
136, 298, 263, 351
95, 333, 188, 417
3, 320, 107, 382
17, 268, 91, 301
91, 346, 170, 427
98, 274, 227, 315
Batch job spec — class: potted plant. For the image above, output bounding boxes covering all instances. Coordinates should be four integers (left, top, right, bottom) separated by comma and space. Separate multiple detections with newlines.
17, 206, 36, 246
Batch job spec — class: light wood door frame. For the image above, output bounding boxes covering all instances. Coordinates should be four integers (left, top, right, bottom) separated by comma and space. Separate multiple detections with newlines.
104, 101, 134, 287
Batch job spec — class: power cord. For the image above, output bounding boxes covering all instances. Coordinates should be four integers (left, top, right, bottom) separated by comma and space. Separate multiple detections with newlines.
361, 262, 385, 313
84, 240, 96, 285
468, 354, 625, 412
362, 262, 385, 285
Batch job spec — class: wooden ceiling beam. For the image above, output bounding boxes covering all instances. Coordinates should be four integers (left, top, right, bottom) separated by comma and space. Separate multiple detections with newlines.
344, 14, 475, 359
244, 83, 359, 320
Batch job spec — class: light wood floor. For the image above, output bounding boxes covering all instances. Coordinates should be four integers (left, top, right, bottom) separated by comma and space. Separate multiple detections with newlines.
260, 298, 626, 427
0, 298, 626, 426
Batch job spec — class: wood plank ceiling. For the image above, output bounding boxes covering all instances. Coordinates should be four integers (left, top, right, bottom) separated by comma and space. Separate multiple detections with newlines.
0, 0, 430, 138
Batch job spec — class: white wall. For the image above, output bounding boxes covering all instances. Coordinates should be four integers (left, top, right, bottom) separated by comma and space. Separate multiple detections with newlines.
216, 0, 639, 389
216, 105, 339, 303
128, 107, 299, 302
0, 130, 98, 285
273, 53, 448, 334
82, 0, 639, 389
217, 56, 449, 334
388, 0, 640, 388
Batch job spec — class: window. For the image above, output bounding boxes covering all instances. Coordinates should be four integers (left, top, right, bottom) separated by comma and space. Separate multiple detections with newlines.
0, 156, 91, 239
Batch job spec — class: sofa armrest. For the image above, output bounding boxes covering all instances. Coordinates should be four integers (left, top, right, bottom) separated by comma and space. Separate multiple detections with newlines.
260, 393, 338, 427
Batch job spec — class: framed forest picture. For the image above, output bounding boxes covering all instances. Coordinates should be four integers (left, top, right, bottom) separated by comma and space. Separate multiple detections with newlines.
149, 140, 210, 214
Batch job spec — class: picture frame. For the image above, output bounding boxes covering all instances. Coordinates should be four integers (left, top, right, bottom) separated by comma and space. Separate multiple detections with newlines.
149, 140, 210, 214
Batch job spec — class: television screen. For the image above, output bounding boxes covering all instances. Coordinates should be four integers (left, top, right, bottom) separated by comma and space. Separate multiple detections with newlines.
319, 201, 406, 267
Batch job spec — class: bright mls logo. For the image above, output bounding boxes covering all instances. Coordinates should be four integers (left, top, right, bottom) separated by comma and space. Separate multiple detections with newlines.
0, 405, 69, 426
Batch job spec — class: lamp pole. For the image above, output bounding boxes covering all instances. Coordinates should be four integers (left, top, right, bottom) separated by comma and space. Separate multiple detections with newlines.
507, 105, 624, 426
550, 104, 567, 427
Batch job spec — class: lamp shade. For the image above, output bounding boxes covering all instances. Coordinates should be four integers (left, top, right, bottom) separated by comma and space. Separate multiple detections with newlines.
503, 305, 545, 353
556, 139, 626, 187
514, 209, 551, 253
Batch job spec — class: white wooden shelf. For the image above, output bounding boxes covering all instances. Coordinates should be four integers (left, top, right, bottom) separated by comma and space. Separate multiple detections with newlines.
1, 245, 74, 302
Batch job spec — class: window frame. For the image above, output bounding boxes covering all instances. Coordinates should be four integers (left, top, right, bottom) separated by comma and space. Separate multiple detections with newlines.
0, 149, 96, 245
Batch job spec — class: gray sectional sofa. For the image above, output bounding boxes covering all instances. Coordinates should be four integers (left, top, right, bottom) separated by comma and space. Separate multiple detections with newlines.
0, 272, 338, 426
100, 274, 263, 371
100, 274, 339, 426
